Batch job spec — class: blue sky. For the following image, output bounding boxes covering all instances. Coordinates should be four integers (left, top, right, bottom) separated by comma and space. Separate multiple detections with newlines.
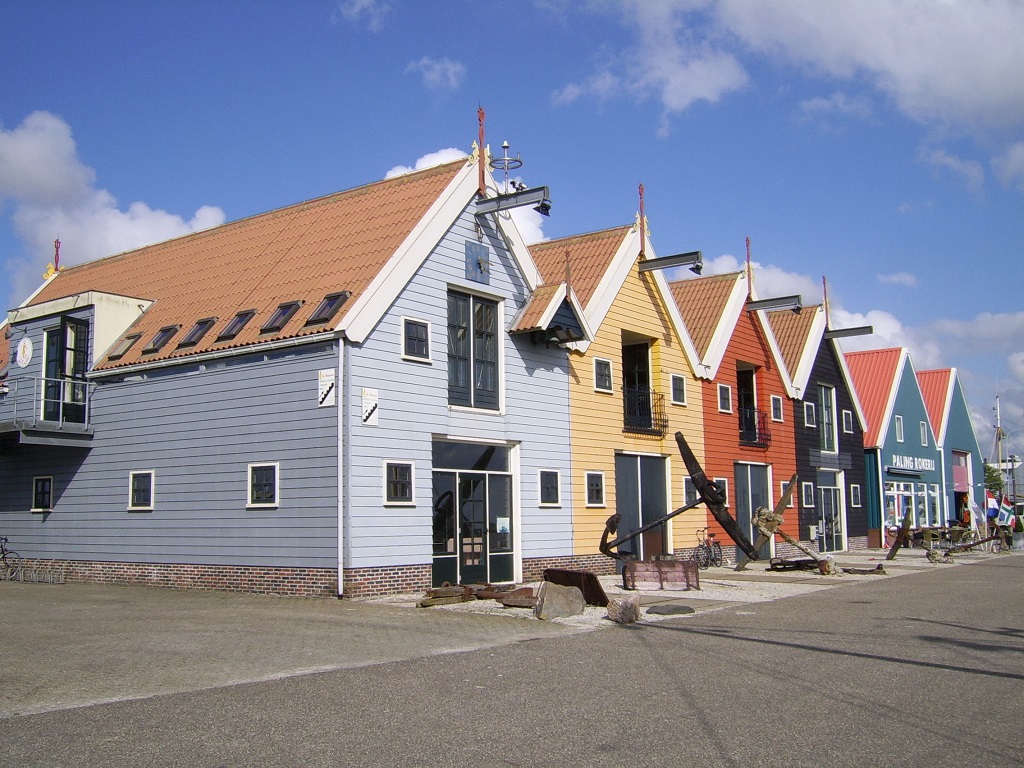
2, 0, 1023, 456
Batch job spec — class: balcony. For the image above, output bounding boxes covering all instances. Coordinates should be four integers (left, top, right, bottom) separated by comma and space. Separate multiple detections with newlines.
623, 386, 668, 436
0, 376, 95, 447
738, 407, 771, 449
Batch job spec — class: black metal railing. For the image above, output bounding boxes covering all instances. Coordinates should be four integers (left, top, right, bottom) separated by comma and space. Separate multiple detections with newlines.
623, 386, 668, 436
738, 407, 771, 448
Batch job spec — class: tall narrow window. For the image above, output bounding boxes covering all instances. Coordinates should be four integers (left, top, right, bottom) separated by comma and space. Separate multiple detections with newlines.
842, 409, 854, 434
819, 386, 836, 452
920, 421, 929, 446
717, 384, 732, 413
594, 359, 613, 392
670, 374, 687, 405
895, 415, 904, 443
447, 291, 498, 410
771, 395, 784, 422
32, 476, 53, 512
129, 471, 154, 510
586, 472, 605, 506
539, 470, 560, 506
248, 463, 279, 507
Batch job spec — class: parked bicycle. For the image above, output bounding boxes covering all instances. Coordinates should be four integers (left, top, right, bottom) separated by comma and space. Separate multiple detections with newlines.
1, 536, 23, 580
693, 527, 723, 569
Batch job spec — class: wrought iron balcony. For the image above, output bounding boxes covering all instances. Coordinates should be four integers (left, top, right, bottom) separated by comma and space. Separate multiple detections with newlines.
623, 386, 668, 436
738, 406, 771, 449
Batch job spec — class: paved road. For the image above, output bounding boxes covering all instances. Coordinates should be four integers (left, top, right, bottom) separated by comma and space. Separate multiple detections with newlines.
1, 555, 1021, 767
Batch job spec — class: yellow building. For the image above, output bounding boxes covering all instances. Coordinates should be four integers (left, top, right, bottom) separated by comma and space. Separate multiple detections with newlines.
527, 221, 705, 567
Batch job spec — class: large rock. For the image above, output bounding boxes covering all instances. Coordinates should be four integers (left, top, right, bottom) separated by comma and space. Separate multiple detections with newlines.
534, 581, 585, 620
606, 593, 641, 624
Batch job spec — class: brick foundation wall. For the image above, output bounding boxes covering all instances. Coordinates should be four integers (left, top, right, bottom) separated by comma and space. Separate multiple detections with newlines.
341, 564, 432, 598
521, 553, 617, 582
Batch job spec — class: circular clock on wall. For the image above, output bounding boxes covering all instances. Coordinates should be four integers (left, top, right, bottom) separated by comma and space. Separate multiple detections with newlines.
16, 337, 33, 368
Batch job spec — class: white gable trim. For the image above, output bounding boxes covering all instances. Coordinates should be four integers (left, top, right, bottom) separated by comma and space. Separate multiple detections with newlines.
876, 348, 912, 449
785, 306, 828, 396
650, 269, 702, 377
698, 272, 748, 379
571, 226, 643, 355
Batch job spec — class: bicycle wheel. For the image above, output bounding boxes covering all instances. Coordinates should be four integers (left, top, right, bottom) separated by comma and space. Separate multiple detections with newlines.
2, 551, 22, 580
710, 541, 723, 568
694, 543, 711, 569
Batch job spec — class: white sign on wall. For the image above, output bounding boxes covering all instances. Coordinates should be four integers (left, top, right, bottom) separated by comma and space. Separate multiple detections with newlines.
318, 369, 336, 407
362, 388, 379, 426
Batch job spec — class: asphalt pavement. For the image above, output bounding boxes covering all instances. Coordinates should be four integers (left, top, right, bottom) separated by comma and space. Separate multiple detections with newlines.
1, 550, 1021, 767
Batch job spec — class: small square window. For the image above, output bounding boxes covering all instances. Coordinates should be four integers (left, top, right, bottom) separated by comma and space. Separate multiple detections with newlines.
384, 461, 414, 504
402, 318, 431, 361
108, 334, 142, 361
920, 421, 929, 447
895, 415, 904, 442
129, 471, 154, 511
780, 480, 795, 508
842, 409, 854, 434
305, 292, 350, 326
713, 477, 730, 507
218, 310, 257, 341
594, 359, 613, 392
539, 470, 560, 506
804, 401, 817, 427
683, 477, 698, 506
178, 317, 217, 348
670, 374, 687, 405
586, 472, 605, 506
802, 482, 815, 508
850, 484, 862, 508
718, 384, 732, 413
261, 301, 303, 333
248, 463, 279, 507
143, 325, 180, 354
771, 395, 784, 422
32, 476, 53, 512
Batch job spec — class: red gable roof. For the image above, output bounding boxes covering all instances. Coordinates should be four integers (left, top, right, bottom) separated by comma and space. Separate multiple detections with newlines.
844, 347, 904, 448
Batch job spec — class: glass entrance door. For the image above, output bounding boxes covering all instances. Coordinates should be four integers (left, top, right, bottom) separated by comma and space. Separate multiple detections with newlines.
734, 463, 771, 558
614, 454, 668, 562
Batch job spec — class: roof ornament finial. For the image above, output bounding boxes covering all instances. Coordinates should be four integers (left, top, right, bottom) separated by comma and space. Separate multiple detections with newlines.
477, 106, 487, 197
43, 236, 61, 279
638, 183, 646, 258
745, 236, 753, 299
564, 246, 572, 292
822, 274, 831, 329
490, 140, 524, 195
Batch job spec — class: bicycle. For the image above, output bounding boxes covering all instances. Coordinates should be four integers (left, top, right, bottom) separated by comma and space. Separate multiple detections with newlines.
693, 527, 723, 569
1, 536, 23, 580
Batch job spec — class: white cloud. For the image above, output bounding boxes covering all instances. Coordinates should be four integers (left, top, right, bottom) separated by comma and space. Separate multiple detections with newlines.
0, 111, 225, 305
877, 272, 916, 287
918, 147, 985, 191
797, 92, 873, 124
334, 0, 391, 32
384, 148, 468, 179
698, 253, 823, 303
404, 56, 466, 92
993, 141, 1024, 191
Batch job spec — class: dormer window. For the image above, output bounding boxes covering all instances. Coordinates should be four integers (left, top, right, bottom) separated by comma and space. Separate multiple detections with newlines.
142, 326, 180, 354
305, 292, 349, 326
261, 301, 303, 334
178, 317, 217, 348
108, 334, 142, 361
217, 309, 257, 341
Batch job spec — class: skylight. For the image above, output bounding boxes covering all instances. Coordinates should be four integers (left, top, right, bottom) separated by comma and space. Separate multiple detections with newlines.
178, 317, 217, 348
305, 291, 350, 326
261, 301, 303, 333
108, 334, 143, 360
143, 325, 181, 354
217, 309, 257, 341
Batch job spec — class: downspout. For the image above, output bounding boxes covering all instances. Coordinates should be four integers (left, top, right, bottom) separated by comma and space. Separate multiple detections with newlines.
337, 337, 349, 597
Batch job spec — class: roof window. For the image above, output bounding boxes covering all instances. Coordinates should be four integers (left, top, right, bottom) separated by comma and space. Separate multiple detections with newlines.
108, 334, 142, 361
261, 301, 303, 334
217, 310, 257, 341
142, 326, 181, 354
178, 317, 218, 348
305, 291, 350, 326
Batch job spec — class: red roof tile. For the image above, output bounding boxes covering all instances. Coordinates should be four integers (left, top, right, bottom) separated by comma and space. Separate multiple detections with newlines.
529, 226, 632, 310
917, 368, 952, 441
844, 347, 904, 447
668, 273, 740, 360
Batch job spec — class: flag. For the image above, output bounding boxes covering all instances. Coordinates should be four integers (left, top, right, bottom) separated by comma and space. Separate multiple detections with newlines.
997, 496, 1015, 526
986, 490, 1000, 519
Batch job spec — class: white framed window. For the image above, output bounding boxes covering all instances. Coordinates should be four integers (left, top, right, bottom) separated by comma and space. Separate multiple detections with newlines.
383, 461, 415, 505
803, 401, 817, 427
682, 476, 699, 505
801, 482, 815, 508
895, 415, 904, 442
401, 317, 431, 362
850, 484, 862, 508
842, 409, 854, 434
771, 395, 784, 422
670, 374, 687, 405
780, 480, 795, 508
717, 384, 732, 413
920, 420, 928, 447
713, 477, 730, 507
447, 291, 500, 410
128, 470, 155, 511
248, 462, 279, 508
32, 476, 53, 512
585, 472, 605, 507
539, 470, 561, 507
594, 358, 613, 392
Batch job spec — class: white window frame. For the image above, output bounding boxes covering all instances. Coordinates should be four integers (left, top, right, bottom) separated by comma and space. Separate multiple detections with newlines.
713, 477, 730, 507
850, 484, 862, 508
400, 316, 432, 363
669, 374, 687, 406
383, 460, 415, 506
801, 482, 815, 508
780, 480, 795, 508
594, 358, 613, 393
895, 415, 904, 443
717, 384, 732, 413
682, 476, 699, 506
32, 475, 54, 512
770, 395, 784, 422
248, 462, 280, 509
128, 470, 155, 511
803, 401, 817, 427
585, 471, 606, 507
920, 420, 928, 447
842, 409, 854, 434
538, 469, 561, 507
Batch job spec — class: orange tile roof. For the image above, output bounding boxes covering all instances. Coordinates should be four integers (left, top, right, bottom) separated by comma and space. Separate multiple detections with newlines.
19, 160, 467, 371
668, 273, 740, 360
844, 347, 904, 447
529, 226, 632, 310
917, 368, 952, 440
766, 305, 820, 380
510, 283, 562, 332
